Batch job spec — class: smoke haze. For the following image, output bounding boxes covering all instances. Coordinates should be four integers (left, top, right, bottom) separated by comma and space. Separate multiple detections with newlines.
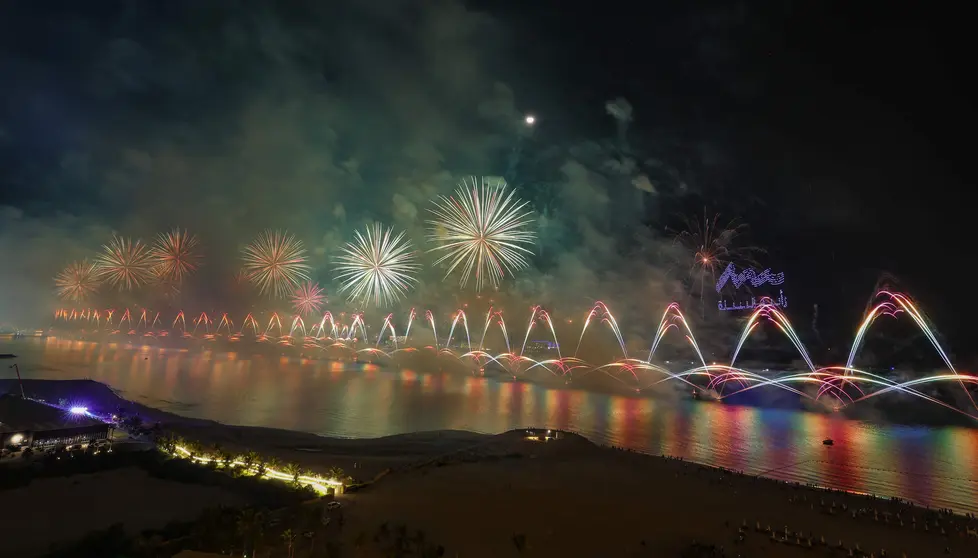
0, 1, 701, 354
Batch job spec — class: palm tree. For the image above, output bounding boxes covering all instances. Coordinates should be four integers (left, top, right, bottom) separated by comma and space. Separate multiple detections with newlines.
254, 459, 268, 479
221, 450, 234, 470
242, 451, 260, 473
236, 508, 263, 556
155, 433, 173, 453
185, 440, 204, 461
326, 466, 347, 483
281, 528, 297, 558
303, 530, 316, 555
284, 462, 302, 487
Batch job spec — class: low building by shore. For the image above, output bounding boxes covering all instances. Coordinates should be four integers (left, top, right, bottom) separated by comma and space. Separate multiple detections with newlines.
0, 394, 112, 450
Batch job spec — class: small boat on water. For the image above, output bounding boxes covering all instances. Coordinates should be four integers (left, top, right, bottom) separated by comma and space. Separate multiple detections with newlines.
823, 438, 834, 446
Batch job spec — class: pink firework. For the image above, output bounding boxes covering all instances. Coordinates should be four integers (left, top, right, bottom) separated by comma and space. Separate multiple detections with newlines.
291, 282, 326, 315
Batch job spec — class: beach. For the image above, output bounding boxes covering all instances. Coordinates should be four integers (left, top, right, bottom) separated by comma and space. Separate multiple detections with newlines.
4, 378, 978, 556
332, 432, 978, 556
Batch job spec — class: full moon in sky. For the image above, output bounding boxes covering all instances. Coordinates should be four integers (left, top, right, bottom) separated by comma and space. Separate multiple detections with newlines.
525, 115, 536, 125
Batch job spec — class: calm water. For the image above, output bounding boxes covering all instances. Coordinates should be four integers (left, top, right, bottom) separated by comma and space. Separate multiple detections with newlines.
5, 337, 978, 513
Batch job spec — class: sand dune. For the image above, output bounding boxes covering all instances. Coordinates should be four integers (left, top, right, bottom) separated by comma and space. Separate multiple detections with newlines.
333, 431, 978, 557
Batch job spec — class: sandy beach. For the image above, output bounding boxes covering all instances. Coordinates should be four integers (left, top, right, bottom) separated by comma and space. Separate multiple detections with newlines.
332, 431, 978, 557
5, 379, 978, 556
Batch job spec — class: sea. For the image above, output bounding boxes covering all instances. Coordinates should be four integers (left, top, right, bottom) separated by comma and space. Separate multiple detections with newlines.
3, 336, 977, 514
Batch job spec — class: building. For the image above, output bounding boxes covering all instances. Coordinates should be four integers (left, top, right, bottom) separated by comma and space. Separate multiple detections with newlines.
0, 394, 112, 448
523, 428, 562, 442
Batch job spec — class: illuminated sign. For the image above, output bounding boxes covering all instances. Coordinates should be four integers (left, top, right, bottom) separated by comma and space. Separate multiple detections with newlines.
715, 263, 784, 292
716, 263, 788, 312
718, 291, 788, 312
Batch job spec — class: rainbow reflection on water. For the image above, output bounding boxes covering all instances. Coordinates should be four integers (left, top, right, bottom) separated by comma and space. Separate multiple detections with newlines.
6, 336, 978, 515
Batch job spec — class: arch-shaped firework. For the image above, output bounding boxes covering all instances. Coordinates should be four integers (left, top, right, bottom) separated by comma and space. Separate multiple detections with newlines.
52, 290, 978, 421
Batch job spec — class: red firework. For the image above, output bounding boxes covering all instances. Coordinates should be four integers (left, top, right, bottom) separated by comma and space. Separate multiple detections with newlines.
54, 260, 99, 301
94, 235, 155, 291
151, 228, 201, 283
291, 282, 327, 315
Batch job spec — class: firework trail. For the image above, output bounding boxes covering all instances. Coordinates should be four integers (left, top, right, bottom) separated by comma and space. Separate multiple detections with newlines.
49, 288, 978, 420
403, 308, 417, 340
425, 310, 439, 349
289, 315, 306, 337
334, 223, 420, 307
217, 313, 234, 335
291, 282, 326, 315
193, 312, 211, 335
427, 176, 536, 291
241, 313, 259, 336
241, 230, 311, 298
54, 260, 99, 301
377, 314, 398, 348
95, 235, 155, 291
151, 229, 200, 283
672, 209, 763, 315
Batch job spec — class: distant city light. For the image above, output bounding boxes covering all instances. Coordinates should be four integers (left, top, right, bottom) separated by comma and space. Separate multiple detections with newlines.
69, 406, 88, 415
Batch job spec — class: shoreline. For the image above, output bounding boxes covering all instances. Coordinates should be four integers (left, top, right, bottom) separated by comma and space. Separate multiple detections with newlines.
3, 378, 977, 518
4, 380, 978, 555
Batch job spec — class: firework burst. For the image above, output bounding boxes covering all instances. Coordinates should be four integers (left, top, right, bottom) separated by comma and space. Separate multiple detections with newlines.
94, 235, 155, 290
54, 260, 99, 301
672, 209, 764, 311
334, 223, 420, 307
151, 228, 200, 283
241, 230, 311, 298
291, 282, 327, 315
427, 176, 536, 291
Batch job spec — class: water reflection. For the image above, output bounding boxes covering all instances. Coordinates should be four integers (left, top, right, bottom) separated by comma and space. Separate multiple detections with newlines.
5, 337, 978, 513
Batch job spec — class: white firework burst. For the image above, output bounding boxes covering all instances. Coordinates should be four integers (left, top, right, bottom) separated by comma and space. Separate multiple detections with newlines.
427, 176, 536, 291
334, 223, 420, 307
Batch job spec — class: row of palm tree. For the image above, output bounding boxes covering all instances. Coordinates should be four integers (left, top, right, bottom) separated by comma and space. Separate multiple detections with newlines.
155, 432, 351, 489
233, 502, 340, 558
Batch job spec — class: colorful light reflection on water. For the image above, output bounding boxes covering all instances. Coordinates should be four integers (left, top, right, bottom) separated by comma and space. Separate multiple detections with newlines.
7, 337, 978, 513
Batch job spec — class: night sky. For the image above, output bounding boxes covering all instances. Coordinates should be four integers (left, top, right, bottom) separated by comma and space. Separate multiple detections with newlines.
1, 2, 974, 359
